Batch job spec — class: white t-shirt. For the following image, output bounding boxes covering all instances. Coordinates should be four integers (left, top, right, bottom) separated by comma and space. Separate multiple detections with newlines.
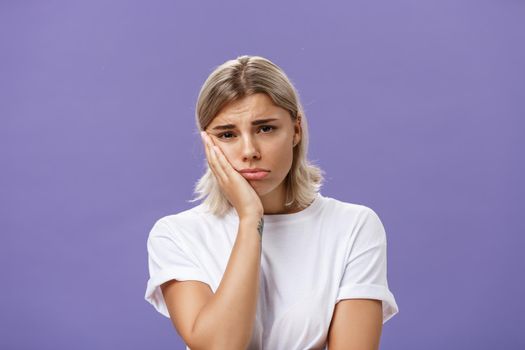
145, 192, 399, 349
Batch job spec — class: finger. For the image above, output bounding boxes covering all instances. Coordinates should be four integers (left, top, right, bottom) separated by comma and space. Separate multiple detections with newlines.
209, 140, 228, 181
203, 132, 228, 181
204, 133, 229, 175
201, 132, 219, 177
211, 142, 235, 179
201, 132, 214, 168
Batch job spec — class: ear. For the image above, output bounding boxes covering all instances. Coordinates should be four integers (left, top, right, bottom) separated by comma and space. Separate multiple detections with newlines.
293, 115, 302, 146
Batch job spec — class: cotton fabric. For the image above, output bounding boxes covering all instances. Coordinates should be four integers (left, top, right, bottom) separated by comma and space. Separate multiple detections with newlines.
145, 192, 399, 349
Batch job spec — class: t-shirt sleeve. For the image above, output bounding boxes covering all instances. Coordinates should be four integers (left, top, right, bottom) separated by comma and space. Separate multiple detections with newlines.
335, 207, 399, 324
144, 218, 211, 318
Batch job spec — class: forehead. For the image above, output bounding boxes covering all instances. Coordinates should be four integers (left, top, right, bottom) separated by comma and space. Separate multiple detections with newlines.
213, 93, 286, 123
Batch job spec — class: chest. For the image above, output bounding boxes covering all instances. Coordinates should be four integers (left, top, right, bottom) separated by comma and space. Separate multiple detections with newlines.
194, 221, 348, 349
253, 241, 339, 347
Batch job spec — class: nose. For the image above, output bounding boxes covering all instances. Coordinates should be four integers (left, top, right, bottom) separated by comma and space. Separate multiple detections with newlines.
241, 135, 261, 161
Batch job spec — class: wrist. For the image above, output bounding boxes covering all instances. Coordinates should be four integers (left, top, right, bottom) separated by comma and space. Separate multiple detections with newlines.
239, 216, 264, 237
239, 214, 263, 224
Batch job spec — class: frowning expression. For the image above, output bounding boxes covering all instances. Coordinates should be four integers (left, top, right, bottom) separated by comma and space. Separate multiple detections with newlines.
205, 93, 301, 195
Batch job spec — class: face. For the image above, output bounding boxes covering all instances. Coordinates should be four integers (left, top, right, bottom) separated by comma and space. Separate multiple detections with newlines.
205, 93, 301, 197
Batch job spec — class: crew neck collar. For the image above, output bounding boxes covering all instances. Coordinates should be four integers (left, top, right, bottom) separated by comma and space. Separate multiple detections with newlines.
225, 192, 324, 225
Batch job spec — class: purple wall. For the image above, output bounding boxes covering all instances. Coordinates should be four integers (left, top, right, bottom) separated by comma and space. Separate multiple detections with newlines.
2, 1, 524, 349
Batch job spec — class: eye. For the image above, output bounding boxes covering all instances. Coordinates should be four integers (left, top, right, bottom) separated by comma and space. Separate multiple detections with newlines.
216, 126, 277, 140
259, 125, 276, 133
217, 132, 235, 139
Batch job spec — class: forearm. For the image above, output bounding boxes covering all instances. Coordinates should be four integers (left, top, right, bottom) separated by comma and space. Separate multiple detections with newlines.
191, 216, 263, 350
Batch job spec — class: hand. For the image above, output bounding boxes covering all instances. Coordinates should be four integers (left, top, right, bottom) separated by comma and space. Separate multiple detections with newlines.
200, 131, 264, 220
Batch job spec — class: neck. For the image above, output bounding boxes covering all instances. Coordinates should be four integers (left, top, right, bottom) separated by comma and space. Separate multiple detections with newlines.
260, 182, 299, 215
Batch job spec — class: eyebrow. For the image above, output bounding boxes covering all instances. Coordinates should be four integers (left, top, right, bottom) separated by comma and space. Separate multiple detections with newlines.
211, 118, 279, 131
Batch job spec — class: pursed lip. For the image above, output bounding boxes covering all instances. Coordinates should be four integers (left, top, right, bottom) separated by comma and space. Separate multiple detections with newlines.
238, 168, 270, 173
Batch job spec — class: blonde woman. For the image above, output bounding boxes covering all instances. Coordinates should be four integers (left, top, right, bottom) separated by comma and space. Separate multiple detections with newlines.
145, 55, 399, 349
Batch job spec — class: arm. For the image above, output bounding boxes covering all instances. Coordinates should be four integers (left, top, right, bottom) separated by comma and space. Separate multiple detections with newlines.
327, 299, 383, 350
161, 215, 262, 350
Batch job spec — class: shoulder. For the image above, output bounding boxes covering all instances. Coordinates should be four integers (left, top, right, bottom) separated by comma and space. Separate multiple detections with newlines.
321, 195, 379, 223
148, 204, 213, 239
321, 196, 386, 241
148, 203, 235, 243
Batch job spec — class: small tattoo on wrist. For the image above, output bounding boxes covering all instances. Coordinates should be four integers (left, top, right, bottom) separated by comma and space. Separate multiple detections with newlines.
257, 217, 264, 238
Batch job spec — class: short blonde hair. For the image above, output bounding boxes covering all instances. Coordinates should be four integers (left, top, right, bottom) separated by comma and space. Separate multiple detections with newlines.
188, 55, 325, 217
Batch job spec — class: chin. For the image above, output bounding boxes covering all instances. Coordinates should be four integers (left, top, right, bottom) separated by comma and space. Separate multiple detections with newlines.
251, 182, 280, 198
249, 180, 267, 191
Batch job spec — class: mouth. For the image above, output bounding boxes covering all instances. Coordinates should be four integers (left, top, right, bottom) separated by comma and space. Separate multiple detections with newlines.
239, 171, 269, 180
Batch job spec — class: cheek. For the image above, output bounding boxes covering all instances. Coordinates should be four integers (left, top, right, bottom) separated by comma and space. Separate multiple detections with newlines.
267, 141, 294, 168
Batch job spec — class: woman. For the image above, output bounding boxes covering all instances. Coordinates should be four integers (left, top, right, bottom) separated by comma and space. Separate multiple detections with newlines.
145, 55, 399, 349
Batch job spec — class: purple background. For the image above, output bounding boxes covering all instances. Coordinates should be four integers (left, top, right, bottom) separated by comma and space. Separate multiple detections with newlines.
2, 1, 524, 349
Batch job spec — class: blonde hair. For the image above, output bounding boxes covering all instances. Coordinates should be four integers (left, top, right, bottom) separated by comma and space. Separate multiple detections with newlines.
188, 55, 325, 217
